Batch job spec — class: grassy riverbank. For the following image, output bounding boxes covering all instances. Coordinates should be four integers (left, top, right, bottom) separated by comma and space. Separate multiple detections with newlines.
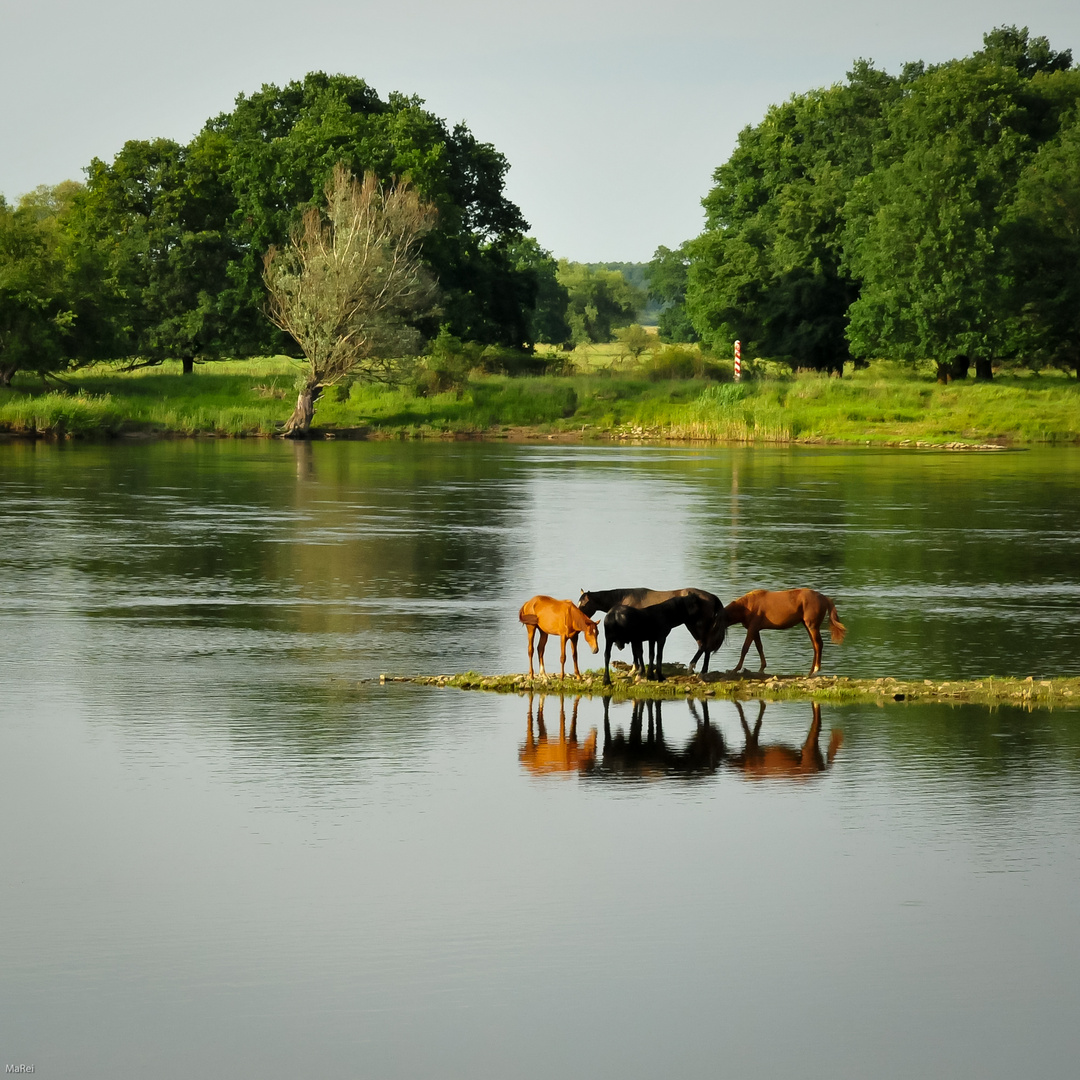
2, 355, 1078, 445
382, 669, 1080, 707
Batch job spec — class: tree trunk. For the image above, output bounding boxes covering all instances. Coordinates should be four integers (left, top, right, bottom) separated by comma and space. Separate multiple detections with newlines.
974, 357, 993, 381
281, 384, 322, 437
181, 356, 195, 375
950, 354, 969, 380
0, 364, 15, 388
936, 362, 952, 384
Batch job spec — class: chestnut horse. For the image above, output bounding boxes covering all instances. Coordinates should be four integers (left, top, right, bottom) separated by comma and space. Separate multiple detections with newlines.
727, 700, 843, 779
724, 588, 846, 675
518, 595, 600, 678
519, 695, 597, 775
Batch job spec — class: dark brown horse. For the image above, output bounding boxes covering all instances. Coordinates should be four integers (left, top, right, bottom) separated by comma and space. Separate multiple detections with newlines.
518, 595, 600, 678
727, 700, 843, 779
597, 698, 725, 779
578, 587, 727, 673
724, 588, 846, 675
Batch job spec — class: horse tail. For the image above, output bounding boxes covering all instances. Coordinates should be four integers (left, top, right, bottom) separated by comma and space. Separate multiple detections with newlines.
827, 597, 847, 644
827, 729, 844, 765
518, 605, 539, 628
706, 608, 727, 649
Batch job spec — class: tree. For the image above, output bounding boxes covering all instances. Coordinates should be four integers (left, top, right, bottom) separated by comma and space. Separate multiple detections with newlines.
556, 261, 644, 345
509, 237, 570, 346
843, 32, 1077, 379
0, 191, 83, 386
263, 165, 437, 435
209, 73, 536, 351
685, 61, 899, 372
647, 244, 697, 342
74, 135, 238, 372
1000, 110, 1080, 376
614, 323, 655, 366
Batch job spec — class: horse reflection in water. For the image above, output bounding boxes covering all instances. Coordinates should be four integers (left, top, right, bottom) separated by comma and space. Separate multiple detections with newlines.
519, 695, 598, 775
598, 698, 725, 779
728, 699, 843, 780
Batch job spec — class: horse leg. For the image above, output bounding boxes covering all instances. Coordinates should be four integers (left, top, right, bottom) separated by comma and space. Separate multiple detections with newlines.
569, 634, 580, 678
800, 701, 824, 769
537, 630, 548, 676
806, 621, 823, 675
603, 639, 614, 685
526, 625, 536, 677
752, 630, 767, 671
735, 625, 757, 671
634, 641, 646, 678
559, 634, 568, 678
653, 635, 667, 681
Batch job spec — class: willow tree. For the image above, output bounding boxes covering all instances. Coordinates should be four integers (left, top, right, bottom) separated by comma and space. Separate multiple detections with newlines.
263, 164, 437, 435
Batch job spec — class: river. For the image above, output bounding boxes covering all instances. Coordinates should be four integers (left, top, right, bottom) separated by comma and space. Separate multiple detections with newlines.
2, 439, 1079, 1078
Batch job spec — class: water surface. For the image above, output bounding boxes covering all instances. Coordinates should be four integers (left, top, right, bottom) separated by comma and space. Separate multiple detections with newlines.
2, 440, 1079, 1078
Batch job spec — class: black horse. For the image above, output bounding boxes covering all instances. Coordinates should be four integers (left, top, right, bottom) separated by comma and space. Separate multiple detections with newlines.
579, 587, 727, 673
602, 594, 712, 683
597, 698, 726, 777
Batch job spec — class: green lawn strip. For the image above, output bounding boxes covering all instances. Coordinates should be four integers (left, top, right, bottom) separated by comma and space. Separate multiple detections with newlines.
377, 669, 1080, 706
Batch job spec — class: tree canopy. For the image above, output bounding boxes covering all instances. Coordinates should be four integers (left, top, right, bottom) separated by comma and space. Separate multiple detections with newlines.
58, 72, 539, 374
207, 73, 535, 353
682, 27, 1080, 376
0, 182, 110, 385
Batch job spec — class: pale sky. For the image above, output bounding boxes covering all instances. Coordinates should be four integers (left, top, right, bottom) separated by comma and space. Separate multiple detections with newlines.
2, 1, 1078, 261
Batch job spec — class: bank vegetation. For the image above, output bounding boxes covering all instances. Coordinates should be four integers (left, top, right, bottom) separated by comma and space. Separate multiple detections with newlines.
2, 350, 1077, 445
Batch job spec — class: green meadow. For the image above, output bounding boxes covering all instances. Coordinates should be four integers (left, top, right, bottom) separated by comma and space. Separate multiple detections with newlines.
1, 352, 1078, 446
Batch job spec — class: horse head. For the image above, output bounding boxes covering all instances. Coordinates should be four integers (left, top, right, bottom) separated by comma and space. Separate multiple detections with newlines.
581, 615, 600, 654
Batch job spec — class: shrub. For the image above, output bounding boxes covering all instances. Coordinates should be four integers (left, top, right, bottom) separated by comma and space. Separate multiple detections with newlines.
643, 344, 715, 381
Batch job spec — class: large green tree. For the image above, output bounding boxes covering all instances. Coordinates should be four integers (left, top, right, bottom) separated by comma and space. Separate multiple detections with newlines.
686, 61, 899, 372
0, 182, 113, 385
0, 196, 72, 385
998, 110, 1080, 376
74, 134, 238, 372
844, 29, 1077, 379
206, 73, 536, 352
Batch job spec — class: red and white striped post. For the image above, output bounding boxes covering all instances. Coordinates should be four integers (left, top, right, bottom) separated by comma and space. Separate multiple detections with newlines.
734, 340, 742, 382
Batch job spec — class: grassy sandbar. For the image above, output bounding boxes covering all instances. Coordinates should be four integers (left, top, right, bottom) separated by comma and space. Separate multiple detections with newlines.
378, 668, 1080, 707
